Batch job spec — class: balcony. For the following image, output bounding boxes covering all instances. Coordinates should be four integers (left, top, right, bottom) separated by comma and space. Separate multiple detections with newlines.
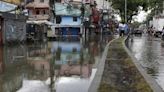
28, 15, 49, 20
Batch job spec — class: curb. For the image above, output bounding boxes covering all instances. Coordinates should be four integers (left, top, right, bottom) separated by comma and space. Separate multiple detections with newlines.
123, 36, 163, 92
88, 38, 118, 92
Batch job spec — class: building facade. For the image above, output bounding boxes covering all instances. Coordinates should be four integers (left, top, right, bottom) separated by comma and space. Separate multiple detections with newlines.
25, 0, 50, 41
26, 0, 50, 21
47, 3, 82, 37
0, 1, 27, 44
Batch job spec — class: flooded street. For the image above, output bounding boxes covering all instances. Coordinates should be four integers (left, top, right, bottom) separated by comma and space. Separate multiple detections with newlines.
0, 35, 113, 92
127, 35, 164, 91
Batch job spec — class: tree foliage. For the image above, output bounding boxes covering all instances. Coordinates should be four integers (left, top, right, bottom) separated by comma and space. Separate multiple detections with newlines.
109, 0, 163, 22
145, 0, 163, 22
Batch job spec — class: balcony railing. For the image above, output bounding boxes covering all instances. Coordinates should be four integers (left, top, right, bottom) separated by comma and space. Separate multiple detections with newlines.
28, 15, 49, 20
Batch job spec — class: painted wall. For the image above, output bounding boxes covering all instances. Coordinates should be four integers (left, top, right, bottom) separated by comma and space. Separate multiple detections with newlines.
61, 28, 80, 35
60, 16, 81, 26
4, 19, 26, 43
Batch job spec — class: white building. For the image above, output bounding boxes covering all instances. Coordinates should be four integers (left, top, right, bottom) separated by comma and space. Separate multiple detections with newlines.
95, 0, 111, 10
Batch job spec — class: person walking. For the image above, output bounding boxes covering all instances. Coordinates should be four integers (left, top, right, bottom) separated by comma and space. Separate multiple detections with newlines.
119, 22, 126, 37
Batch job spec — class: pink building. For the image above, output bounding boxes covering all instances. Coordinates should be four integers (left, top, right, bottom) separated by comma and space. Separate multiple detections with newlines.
60, 64, 92, 78
26, 0, 50, 21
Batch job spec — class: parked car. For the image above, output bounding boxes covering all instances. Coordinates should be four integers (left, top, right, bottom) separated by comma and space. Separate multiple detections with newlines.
133, 29, 143, 35
154, 31, 162, 38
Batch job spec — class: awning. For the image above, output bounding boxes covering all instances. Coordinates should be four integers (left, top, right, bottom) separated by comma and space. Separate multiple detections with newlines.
0, 1, 17, 12
26, 20, 54, 25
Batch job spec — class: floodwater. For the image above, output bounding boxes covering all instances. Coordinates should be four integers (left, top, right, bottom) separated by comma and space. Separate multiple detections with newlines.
127, 35, 164, 91
0, 35, 113, 92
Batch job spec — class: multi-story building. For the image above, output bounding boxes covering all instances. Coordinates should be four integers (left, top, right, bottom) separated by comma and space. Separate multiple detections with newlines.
47, 2, 82, 37
0, 1, 27, 44
47, 0, 94, 37
26, 0, 50, 21
25, 0, 50, 41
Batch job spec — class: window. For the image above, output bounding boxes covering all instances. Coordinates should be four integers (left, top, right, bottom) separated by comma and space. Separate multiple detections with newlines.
40, 0, 44, 3
43, 10, 46, 15
73, 17, 77, 22
36, 10, 40, 15
56, 16, 62, 24
56, 0, 61, 2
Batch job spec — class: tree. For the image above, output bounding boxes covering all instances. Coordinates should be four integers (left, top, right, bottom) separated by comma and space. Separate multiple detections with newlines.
109, 0, 151, 22
151, 0, 163, 15
145, 0, 163, 23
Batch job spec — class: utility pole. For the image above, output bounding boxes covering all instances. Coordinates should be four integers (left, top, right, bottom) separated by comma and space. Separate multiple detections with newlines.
49, 0, 56, 91
125, 0, 127, 23
163, 1, 164, 14
103, 0, 105, 9
81, 1, 85, 37
49, 0, 56, 23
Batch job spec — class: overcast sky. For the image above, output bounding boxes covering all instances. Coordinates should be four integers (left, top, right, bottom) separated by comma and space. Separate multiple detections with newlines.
133, 10, 151, 22
115, 10, 151, 23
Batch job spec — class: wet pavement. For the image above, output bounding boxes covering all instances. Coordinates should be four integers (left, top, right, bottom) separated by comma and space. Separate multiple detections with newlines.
127, 35, 164, 91
99, 38, 153, 92
0, 35, 113, 92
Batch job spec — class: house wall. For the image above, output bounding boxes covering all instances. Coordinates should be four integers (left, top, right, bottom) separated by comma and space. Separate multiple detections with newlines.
0, 12, 27, 44
61, 27, 80, 35
48, 16, 82, 37
26, 0, 50, 20
34, 0, 49, 3
3, 19, 26, 43
60, 16, 81, 26
57, 16, 81, 35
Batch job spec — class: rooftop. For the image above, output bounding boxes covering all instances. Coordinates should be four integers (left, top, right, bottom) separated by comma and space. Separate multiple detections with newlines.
0, 1, 17, 12
55, 3, 81, 16
55, 3, 91, 17
26, 2, 49, 8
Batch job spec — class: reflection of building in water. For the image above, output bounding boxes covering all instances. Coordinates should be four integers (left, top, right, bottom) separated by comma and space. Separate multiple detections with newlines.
27, 59, 50, 78
0, 72, 24, 92
60, 64, 92, 78
50, 41, 92, 78
0, 44, 29, 92
0, 46, 4, 74
4, 44, 27, 65
26, 0, 50, 41
26, 42, 52, 80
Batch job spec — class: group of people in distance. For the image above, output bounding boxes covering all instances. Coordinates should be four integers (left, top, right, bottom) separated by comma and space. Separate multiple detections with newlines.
117, 21, 164, 42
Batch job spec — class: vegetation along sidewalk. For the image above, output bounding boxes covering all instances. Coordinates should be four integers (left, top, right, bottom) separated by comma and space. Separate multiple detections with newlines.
98, 38, 153, 92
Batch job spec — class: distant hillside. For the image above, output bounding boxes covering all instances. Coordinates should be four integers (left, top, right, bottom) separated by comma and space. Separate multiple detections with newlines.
2, 0, 22, 5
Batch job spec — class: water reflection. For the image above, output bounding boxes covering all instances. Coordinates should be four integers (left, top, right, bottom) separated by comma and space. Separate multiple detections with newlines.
127, 36, 164, 90
127, 36, 159, 76
0, 44, 28, 92
0, 46, 4, 74
0, 35, 113, 92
